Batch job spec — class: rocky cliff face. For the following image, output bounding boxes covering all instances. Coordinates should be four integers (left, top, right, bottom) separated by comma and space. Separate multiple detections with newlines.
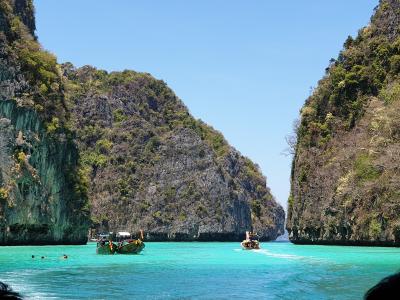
0, 0, 89, 245
65, 66, 285, 241
11, 0, 35, 36
0, 0, 285, 243
287, 0, 400, 246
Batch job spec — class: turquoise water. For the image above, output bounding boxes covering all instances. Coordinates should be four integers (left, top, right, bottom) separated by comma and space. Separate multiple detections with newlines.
0, 242, 399, 299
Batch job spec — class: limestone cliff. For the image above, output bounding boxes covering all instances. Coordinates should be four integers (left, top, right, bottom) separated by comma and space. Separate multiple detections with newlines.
65, 66, 285, 241
0, 0, 284, 243
287, 0, 400, 246
0, 0, 89, 245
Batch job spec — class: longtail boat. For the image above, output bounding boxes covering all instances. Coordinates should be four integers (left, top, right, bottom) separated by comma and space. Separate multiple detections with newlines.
241, 231, 260, 250
117, 239, 145, 254
96, 234, 118, 255
115, 231, 145, 255
95, 231, 145, 255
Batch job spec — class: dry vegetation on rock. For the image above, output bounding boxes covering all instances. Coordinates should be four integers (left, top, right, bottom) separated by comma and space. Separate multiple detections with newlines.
287, 0, 400, 246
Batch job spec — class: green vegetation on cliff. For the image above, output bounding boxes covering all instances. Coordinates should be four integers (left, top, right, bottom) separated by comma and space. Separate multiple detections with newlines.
63, 65, 284, 241
1, 0, 69, 128
0, 0, 284, 243
287, 0, 400, 246
0, 0, 89, 245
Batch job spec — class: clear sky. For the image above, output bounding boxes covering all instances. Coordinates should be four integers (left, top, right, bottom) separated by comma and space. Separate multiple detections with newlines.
34, 0, 378, 210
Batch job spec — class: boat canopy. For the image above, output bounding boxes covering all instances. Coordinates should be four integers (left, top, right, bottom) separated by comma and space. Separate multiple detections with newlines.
117, 232, 131, 237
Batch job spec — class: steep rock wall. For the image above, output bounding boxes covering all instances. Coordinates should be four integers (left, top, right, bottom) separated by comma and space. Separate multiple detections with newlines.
0, 101, 88, 244
287, 0, 400, 246
0, 0, 285, 243
65, 66, 285, 241
0, 0, 89, 245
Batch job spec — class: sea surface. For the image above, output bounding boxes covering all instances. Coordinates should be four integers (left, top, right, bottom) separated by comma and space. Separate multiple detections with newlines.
0, 242, 399, 299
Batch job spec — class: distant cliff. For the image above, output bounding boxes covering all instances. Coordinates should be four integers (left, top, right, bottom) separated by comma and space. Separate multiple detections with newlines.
65, 65, 285, 241
287, 0, 400, 246
0, 0, 89, 245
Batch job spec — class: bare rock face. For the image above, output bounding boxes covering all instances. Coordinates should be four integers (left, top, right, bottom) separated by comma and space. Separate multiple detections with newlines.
66, 66, 285, 241
0, 0, 89, 245
287, 0, 400, 246
0, 101, 88, 245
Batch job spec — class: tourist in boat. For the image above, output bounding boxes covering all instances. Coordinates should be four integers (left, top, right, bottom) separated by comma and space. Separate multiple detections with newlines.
241, 231, 260, 250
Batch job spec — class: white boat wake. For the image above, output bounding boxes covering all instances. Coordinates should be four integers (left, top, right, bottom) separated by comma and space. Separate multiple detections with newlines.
253, 249, 307, 260
235, 248, 326, 263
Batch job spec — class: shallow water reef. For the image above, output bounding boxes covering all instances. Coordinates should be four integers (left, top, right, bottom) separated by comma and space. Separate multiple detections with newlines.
287, 0, 400, 246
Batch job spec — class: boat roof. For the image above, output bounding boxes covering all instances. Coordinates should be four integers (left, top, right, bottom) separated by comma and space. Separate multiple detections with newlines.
117, 231, 131, 236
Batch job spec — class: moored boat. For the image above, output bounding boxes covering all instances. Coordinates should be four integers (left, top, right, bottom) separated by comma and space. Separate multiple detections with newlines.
241, 231, 260, 250
117, 239, 145, 254
96, 234, 118, 255
116, 231, 145, 255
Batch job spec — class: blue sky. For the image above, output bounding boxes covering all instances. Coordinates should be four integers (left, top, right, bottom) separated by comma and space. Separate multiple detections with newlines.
35, 0, 378, 210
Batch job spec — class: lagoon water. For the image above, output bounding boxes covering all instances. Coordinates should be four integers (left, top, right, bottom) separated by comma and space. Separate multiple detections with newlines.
0, 242, 399, 299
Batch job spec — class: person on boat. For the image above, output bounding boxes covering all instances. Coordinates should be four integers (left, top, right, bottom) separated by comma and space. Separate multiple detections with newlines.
99, 237, 106, 246
249, 232, 258, 241
62, 254, 68, 259
118, 240, 124, 250
109, 240, 114, 251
